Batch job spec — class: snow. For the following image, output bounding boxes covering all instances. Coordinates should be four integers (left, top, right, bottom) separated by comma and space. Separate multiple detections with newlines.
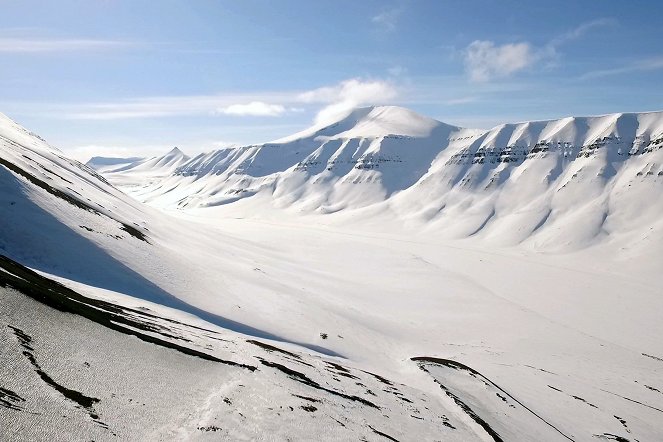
87, 147, 190, 189
112, 106, 663, 257
87, 156, 144, 171
1, 107, 663, 441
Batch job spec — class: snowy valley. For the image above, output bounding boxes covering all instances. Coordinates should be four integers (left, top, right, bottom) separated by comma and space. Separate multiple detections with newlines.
1, 107, 663, 441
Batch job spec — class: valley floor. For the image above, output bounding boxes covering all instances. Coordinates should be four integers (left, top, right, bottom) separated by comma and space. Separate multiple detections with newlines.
3, 197, 663, 441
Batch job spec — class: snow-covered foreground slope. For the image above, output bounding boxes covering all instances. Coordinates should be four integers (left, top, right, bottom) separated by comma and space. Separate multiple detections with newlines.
2, 110, 663, 441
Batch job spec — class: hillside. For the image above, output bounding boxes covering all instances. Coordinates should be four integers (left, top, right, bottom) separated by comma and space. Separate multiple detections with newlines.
109, 106, 663, 254
1, 110, 663, 441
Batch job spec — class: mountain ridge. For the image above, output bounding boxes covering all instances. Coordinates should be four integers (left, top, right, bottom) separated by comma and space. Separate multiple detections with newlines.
100, 106, 663, 253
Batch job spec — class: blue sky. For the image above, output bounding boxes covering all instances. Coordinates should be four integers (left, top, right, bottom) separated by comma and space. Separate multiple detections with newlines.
1, 0, 662, 160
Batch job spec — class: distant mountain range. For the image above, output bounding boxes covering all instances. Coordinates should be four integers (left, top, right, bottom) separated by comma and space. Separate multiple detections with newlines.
89, 105, 663, 251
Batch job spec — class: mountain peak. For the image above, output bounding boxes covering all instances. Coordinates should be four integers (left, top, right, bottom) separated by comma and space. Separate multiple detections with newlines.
166, 146, 184, 156
328, 105, 458, 139
274, 105, 456, 143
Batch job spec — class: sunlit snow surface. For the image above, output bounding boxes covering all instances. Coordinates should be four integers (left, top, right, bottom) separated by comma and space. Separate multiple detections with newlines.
2, 108, 663, 441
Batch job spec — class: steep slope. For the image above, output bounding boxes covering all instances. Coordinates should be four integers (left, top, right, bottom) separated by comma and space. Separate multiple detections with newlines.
0, 112, 153, 274
0, 111, 491, 441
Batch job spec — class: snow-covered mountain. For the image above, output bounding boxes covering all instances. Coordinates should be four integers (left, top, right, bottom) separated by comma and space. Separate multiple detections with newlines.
2, 109, 663, 441
87, 147, 190, 189
116, 106, 663, 253
86, 155, 144, 171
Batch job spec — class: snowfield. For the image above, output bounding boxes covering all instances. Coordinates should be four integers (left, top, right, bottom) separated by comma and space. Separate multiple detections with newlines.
1, 107, 663, 441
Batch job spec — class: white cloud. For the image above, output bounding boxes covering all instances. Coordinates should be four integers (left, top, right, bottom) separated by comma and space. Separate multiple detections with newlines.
464, 41, 535, 82
216, 101, 286, 117
20, 79, 396, 125
48, 93, 294, 120
371, 8, 402, 32
298, 78, 398, 125
0, 38, 135, 53
463, 18, 616, 82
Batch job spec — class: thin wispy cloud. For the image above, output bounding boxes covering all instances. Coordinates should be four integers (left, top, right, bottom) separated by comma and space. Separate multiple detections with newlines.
445, 96, 478, 105
216, 102, 287, 117
56, 93, 294, 120
549, 18, 617, 47
580, 56, 663, 80
463, 18, 616, 82
0, 38, 136, 53
371, 7, 402, 32
28, 78, 398, 124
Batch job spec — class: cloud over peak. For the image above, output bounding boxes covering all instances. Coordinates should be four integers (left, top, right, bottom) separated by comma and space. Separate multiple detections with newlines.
298, 78, 398, 125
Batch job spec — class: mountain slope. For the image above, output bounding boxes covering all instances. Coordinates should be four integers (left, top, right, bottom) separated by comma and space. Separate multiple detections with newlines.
394, 111, 663, 251
115, 106, 663, 252
87, 147, 190, 189
0, 111, 490, 441
126, 106, 483, 209
2, 110, 663, 441
87, 155, 144, 171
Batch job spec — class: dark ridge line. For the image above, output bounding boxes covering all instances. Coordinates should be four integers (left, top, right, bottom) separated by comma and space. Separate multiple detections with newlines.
418, 367, 504, 442
367, 425, 400, 441
412, 357, 575, 442
644, 384, 661, 393
599, 388, 663, 413
0, 386, 26, 411
642, 353, 663, 362
359, 369, 394, 386
0, 156, 97, 213
572, 395, 598, 408
0, 254, 256, 372
0, 157, 149, 243
292, 394, 322, 403
247, 339, 330, 367
327, 369, 359, 380
122, 317, 192, 343
324, 361, 352, 374
38, 164, 74, 184
594, 433, 630, 442
119, 224, 149, 242
120, 305, 222, 335
613, 415, 630, 434
257, 358, 379, 409
8, 325, 103, 424
524, 364, 557, 375
247, 339, 301, 359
